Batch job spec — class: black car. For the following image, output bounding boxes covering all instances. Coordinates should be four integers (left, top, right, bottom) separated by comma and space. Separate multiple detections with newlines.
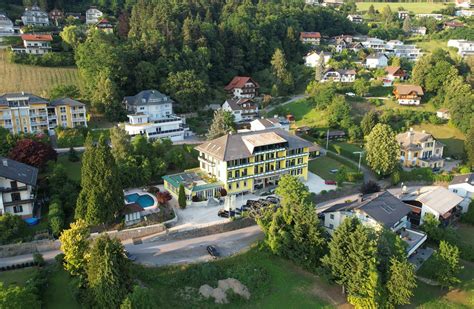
217, 209, 229, 218
124, 250, 137, 261
206, 245, 220, 258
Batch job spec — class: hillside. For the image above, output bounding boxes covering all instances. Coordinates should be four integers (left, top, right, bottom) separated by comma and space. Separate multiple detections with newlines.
0, 50, 79, 95
356, 2, 448, 14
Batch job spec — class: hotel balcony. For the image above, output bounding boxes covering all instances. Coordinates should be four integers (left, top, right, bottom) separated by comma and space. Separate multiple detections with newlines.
227, 163, 307, 182
0, 186, 28, 193
3, 198, 35, 207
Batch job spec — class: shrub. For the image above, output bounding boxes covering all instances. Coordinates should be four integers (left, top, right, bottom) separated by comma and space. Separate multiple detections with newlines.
0, 213, 28, 245
156, 191, 172, 205
33, 253, 45, 267
55, 253, 65, 265
360, 181, 380, 194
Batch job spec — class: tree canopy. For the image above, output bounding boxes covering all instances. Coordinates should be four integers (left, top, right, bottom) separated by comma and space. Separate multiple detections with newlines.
365, 123, 399, 176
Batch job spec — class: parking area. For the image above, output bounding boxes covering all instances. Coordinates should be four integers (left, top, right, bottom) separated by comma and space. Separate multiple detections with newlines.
305, 172, 337, 194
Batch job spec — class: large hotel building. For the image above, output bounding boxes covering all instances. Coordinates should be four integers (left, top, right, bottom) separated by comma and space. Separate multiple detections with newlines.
0, 93, 87, 134
164, 129, 312, 202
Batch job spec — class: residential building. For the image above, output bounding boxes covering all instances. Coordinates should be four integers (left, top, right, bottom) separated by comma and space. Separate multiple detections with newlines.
21, 4, 49, 26
361, 37, 386, 52
415, 13, 443, 20
333, 35, 362, 53
455, 9, 474, 17
322, 0, 344, 7
86, 7, 103, 24
398, 11, 410, 20
163, 129, 313, 201
436, 108, 451, 120
444, 21, 464, 29
318, 191, 427, 256
304, 51, 332, 67
224, 76, 259, 99
365, 53, 388, 69
410, 27, 427, 36
12, 34, 52, 55
455, 0, 471, 9
321, 68, 356, 83
397, 186, 463, 226
393, 84, 424, 105
0, 157, 38, 218
447, 39, 474, 57
383, 66, 407, 86
0, 93, 87, 134
305, 0, 321, 5
250, 117, 290, 132
122, 90, 188, 141
347, 14, 363, 24
300, 32, 321, 45
222, 98, 259, 123
449, 174, 474, 212
48, 8, 63, 25
396, 129, 444, 168
0, 12, 14, 34
95, 18, 113, 34
386, 40, 422, 61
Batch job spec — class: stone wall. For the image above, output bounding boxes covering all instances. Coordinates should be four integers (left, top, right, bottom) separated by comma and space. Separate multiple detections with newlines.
0, 239, 60, 258
91, 222, 167, 241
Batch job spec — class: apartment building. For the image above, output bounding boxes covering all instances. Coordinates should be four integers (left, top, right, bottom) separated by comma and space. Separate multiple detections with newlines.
448, 39, 474, 57
0, 157, 38, 218
163, 129, 312, 201
21, 4, 49, 26
0, 93, 87, 134
396, 129, 444, 168
122, 90, 188, 141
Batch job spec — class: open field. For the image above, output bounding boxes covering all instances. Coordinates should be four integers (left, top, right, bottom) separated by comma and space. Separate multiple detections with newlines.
356, 2, 447, 14
0, 50, 79, 95
57, 154, 83, 182
270, 99, 328, 128
309, 156, 358, 181
1, 267, 37, 286
44, 266, 81, 309
412, 123, 465, 157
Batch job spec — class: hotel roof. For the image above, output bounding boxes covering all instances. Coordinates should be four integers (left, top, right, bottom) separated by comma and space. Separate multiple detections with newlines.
196, 129, 313, 161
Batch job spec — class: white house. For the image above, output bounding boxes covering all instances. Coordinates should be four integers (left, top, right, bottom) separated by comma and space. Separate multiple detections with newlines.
436, 108, 451, 120
447, 39, 474, 57
86, 7, 103, 24
321, 68, 356, 83
250, 117, 290, 132
361, 37, 386, 52
415, 13, 443, 20
386, 40, 422, 61
455, 0, 471, 9
122, 90, 188, 141
0, 12, 14, 34
21, 4, 49, 26
449, 174, 474, 212
304, 51, 332, 67
224, 76, 259, 99
411, 27, 427, 36
12, 34, 52, 55
318, 191, 427, 256
300, 32, 321, 45
222, 98, 259, 123
347, 14, 363, 24
0, 157, 38, 218
455, 9, 474, 17
398, 11, 410, 20
365, 53, 388, 69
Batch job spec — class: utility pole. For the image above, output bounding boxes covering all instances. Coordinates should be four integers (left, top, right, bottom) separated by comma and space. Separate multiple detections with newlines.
326, 129, 329, 150
353, 151, 364, 172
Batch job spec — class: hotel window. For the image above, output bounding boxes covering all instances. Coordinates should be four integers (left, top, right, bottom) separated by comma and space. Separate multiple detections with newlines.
60, 106, 66, 113
227, 171, 232, 178
13, 205, 23, 213
243, 181, 247, 187
228, 183, 232, 190
61, 115, 67, 121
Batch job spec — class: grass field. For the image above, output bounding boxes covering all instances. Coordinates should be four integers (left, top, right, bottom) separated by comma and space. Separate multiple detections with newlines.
309, 156, 358, 181
412, 123, 465, 157
43, 266, 81, 309
1, 267, 37, 286
0, 50, 79, 95
57, 154, 83, 182
356, 2, 447, 14
270, 99, 328, 128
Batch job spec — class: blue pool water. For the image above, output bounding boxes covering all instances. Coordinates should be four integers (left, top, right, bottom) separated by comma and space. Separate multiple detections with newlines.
125, 193, 155, 208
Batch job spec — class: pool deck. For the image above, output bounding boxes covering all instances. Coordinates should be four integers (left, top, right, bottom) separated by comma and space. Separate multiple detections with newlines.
124, 189, 160, 214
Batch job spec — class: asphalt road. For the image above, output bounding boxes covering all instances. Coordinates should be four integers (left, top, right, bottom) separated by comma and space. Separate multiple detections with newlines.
124, 225, 264, 267
0, 225, 264, 268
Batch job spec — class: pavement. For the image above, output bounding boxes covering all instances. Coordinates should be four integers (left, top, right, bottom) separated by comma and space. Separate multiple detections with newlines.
124, 225, 264, 267
0, 248, 60, 268
305, 171, 337, 194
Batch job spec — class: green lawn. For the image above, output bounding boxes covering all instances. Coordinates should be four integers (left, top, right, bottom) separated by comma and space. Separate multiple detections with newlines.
0, 267, 37, 287
131, 247, 333, 308
412, 123, 465, 158
269, 99, 328, 128
309, 156, 357, 181
57, 154, 83, 182
44, 266, 81, 309
356, 2, 447, 14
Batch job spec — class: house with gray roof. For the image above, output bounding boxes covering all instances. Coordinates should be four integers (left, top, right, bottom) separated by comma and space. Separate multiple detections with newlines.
319, 191, 427, 256
0, 157, 38, 218
222, 98, 259, 123
449, 173, 474, 212
0, 12, 14, 33
21, 4, 49, 26
122, 90, 188, 141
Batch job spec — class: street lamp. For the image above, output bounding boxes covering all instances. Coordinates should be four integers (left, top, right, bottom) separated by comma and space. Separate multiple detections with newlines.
353, 151, 364, 172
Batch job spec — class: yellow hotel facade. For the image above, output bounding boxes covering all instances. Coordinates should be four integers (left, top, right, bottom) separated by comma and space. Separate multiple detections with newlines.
163, 129, 312, 202
0, 93, 87, 134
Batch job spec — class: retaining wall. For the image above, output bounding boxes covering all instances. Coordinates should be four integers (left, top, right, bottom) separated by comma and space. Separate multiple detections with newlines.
0, 239, 60, 258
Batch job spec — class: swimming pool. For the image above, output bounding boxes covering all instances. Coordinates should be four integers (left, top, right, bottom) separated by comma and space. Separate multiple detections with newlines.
125, 193, 155, 208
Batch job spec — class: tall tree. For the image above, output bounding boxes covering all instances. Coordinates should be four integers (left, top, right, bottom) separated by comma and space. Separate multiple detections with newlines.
9, 139, 57, 169
361, 110, 379, 136
76, 135, 124, 225
402, 16, 411, 33
165, 70, 207, 111
87, 234, 131, 308
206, 109, 235, 140
386, 258, 417, 307
110, 126, 131, 162
271, 48, 294, 95
365, 123, 399, 175
434, 241, 461, 288
315, 52, 325, 81
178, 184, 186, 209
59, 219, 91, 279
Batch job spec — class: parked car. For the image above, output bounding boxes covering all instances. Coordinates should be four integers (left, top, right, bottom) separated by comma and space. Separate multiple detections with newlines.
266, 196, 280, 204
345, 92, 356, 97
325, 180, 337, 185
207, 245, 220, 258
217, 209, 229, 218
329, 169, 339, 174
124, 250, 137, 261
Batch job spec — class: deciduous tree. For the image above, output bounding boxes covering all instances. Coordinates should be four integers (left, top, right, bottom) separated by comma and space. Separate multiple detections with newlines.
365, 123, 399, 175
206, 109, 235, 140
59, 219, 90, 279
434, 241, 462, 288
9, 139, 57, 168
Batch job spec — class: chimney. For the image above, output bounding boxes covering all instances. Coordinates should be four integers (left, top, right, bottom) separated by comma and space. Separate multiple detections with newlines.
2, 159, 7, 167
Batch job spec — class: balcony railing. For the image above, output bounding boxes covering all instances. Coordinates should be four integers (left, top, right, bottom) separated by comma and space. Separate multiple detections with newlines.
3, 198, 35, 207
0, 186, 28, 193
227, 163, 307, 182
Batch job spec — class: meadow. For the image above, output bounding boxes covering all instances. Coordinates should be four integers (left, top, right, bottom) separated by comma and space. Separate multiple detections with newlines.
0, 50, 79, 95
356, 2, 447, 14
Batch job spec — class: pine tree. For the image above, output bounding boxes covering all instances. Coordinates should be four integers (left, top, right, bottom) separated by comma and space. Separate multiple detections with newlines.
271, 48, 294, 95
361, 110, 379, 137
178, 184, 186, 209
368, 4, 375, 16
402, 16, 411, 33
110, 126, 131, 162
206, 109, 235, 140
87, 234, 131, 308
76, 134, 124, 225
386, 258, 417, 307
365, 123, 400, 175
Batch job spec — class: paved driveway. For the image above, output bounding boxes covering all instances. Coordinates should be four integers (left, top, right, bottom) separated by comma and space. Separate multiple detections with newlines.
305, 172, 337, 194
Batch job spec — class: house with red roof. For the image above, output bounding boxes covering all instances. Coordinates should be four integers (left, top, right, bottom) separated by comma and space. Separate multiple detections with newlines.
224, 76, 260, 99
11, 34, 53, 55
300, 32, 321, 45
95, 18, 113, 34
